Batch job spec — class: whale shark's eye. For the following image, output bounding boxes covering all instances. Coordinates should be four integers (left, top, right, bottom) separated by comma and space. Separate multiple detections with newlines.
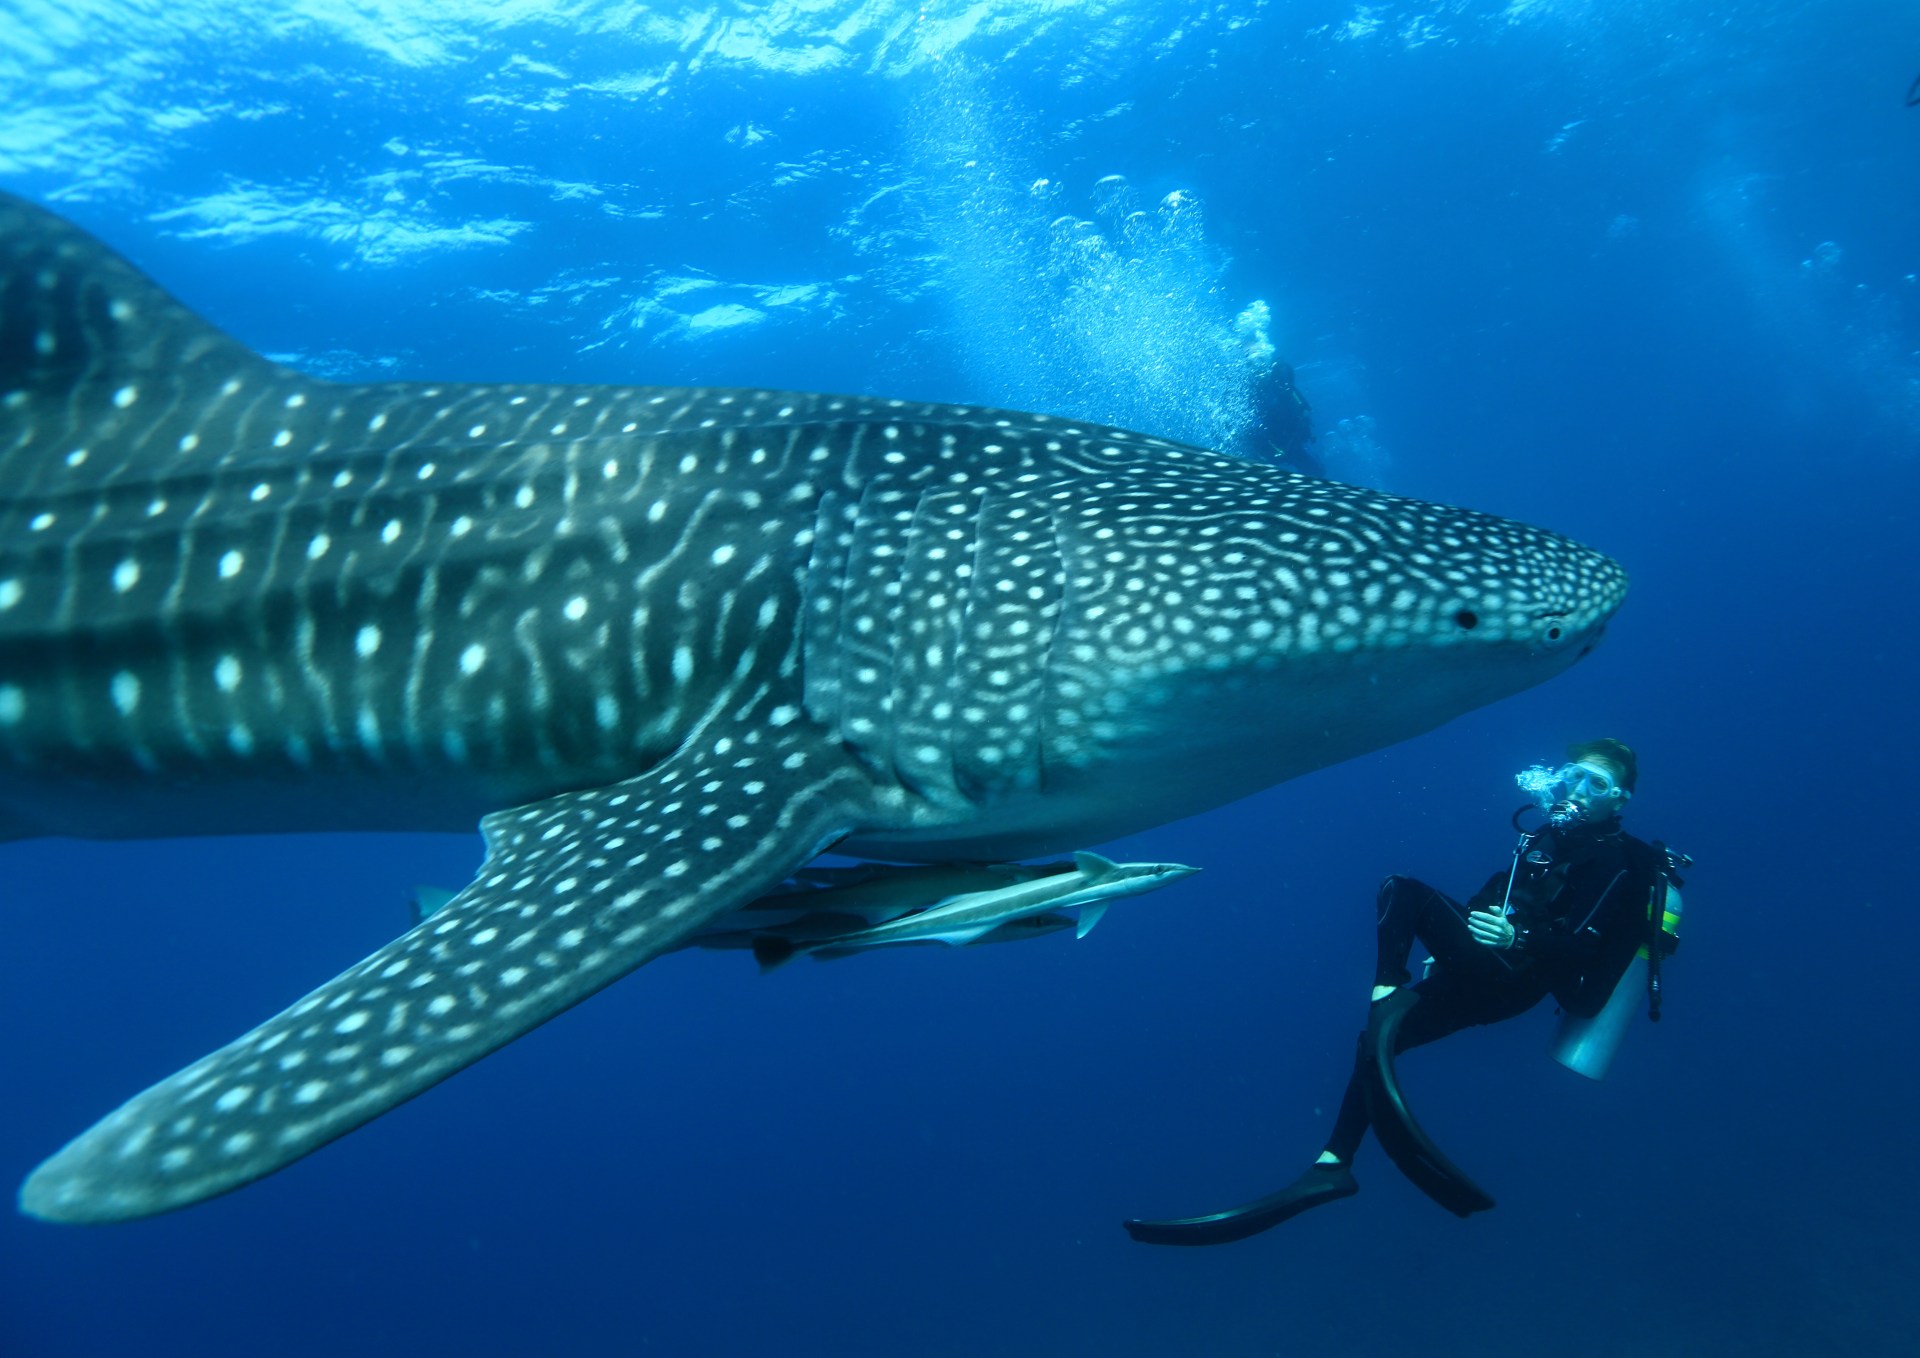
1453, 609, 1479, 630
1534, 613, 1572, 648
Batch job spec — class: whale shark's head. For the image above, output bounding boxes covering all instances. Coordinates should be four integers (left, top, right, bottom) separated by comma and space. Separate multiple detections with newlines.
844, 433, 1629, 861
1005, 452, 1631, 848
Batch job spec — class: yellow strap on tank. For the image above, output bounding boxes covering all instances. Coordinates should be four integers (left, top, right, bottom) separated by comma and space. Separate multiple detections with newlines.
1636, 885, 1682, 959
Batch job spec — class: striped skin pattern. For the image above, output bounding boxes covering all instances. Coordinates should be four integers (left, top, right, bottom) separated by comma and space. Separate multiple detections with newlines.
0, 193, 1628, 1221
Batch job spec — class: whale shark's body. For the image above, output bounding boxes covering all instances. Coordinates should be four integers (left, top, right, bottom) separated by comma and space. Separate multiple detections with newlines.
0, 192, 1627, 1222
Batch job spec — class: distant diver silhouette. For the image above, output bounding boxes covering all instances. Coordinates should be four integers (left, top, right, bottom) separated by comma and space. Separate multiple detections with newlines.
1908, 71, 1919, 106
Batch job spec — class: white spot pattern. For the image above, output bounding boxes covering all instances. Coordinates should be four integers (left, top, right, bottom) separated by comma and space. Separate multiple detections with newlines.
0, 189, 1625, 1223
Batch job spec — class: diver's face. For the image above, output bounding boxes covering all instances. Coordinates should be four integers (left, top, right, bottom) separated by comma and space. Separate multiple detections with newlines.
1559, 760, 1629, 823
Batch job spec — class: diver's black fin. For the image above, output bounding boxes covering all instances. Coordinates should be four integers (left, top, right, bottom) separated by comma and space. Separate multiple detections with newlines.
1360, 989, 1495, 1217
1123, 1163, 1358, 1246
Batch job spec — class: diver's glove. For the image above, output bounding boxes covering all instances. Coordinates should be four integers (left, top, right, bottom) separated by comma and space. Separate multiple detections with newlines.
1466, 909, 1515, 950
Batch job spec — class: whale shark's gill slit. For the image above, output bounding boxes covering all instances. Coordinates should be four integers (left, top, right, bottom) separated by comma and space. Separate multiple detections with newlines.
797, 486, 851, 741
836, 479, 906, 777
888, 485, 976, 805
1036, 499, 1070, 793
953, 483, 1062, 802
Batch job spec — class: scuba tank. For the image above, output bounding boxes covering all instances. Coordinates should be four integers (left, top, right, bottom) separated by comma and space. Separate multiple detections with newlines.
1549, 844, 1688, 1080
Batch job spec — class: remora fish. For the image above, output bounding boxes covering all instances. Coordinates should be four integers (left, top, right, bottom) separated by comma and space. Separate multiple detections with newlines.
411, 860, 1069, 936
682, 859, 1075, 953
708, 859, 1070, 931
0, 193, 1628, 1222
748, 851, 1196, 968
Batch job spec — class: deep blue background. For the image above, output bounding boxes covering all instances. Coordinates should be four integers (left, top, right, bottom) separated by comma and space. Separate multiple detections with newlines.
2, 3, 1918, 1355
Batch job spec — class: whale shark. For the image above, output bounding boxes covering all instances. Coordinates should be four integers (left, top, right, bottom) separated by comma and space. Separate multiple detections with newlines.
0, 191, 1628, 1222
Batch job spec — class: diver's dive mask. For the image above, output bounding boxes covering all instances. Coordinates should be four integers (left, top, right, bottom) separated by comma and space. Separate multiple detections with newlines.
1515, 761, 1629, 826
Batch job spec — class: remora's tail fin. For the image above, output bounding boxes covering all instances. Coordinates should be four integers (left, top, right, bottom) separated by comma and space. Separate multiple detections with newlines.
751, 936, 801, 971
0, 192, 296, 497
409, 886, 459, 927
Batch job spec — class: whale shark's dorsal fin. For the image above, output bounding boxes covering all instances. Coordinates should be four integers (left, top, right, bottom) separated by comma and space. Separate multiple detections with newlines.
1, 193, 296, 492
1, 193, 287, 392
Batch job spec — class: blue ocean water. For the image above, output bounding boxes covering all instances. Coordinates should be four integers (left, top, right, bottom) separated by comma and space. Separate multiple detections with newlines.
1, 2, 1917, 1354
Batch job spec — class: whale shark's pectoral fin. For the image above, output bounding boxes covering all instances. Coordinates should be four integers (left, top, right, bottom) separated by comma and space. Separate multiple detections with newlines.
20, 733, 870, 1224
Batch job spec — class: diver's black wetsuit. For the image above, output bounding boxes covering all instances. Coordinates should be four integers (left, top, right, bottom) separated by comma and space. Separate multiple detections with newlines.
1243, 361, 1323, 475
1125, 816, 1671, 1245
1322, 820, 1664, 1163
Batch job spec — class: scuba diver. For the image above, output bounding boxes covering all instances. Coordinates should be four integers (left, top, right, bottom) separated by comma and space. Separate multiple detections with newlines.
1126, 738, 1684, 1245
1240, 359, 1326, 477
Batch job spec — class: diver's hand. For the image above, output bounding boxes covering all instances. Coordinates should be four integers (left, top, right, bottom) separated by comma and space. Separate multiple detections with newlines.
1467, 910, 1515, 950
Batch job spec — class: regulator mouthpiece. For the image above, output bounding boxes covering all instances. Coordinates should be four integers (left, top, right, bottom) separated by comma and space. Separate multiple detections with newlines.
1515, 761, 1624, 827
